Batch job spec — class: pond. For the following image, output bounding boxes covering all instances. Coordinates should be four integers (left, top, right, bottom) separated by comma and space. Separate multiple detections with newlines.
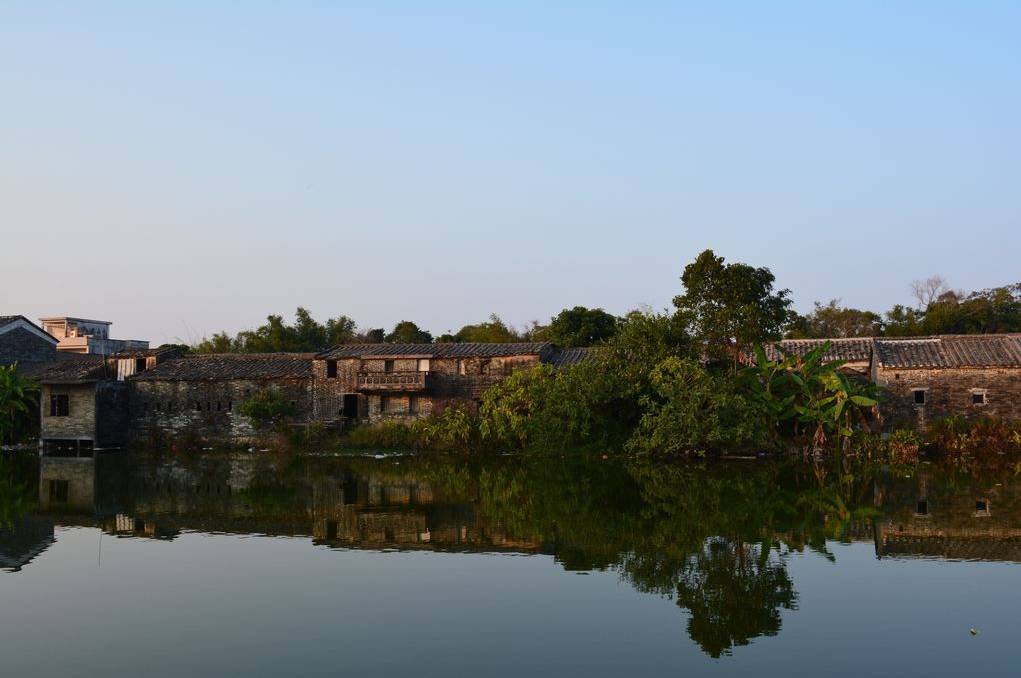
1, 450, 1019, 677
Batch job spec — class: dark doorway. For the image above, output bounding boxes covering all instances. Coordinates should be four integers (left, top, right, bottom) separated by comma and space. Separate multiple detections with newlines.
342, 394, 360, 419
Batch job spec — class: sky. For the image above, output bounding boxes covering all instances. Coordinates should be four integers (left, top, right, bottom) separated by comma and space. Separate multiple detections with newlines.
1, 2, 1018, 345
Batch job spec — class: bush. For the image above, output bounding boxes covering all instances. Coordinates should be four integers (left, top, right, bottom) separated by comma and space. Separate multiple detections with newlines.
237, 388, 297, 429
626, 358, 766, 456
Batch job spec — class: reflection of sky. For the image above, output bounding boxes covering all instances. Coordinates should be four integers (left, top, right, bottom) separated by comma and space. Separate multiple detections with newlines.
3, 3, 1020, 342
2, 530, 1019, 677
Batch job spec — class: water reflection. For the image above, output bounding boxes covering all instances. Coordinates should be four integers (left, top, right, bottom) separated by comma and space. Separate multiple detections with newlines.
3, 450, 1021, 657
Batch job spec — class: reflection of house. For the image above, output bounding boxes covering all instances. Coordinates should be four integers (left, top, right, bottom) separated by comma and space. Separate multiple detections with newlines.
0, 516, 55, 572
0, 315, 58, 367
39, 316, 148, 355
39, 456, 97, 512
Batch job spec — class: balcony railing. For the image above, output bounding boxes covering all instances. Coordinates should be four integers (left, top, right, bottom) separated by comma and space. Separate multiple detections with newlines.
356, 371, 430, 392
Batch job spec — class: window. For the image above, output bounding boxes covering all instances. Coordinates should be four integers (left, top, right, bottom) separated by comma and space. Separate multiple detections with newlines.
912, 389, 926, 405
384, 360, 395, 374
417, 358, 430, 372
49, 479, 69, 503
409, 396, 419, 414
135, 357, 147, 373
380, 396, 390, 413
326, 360, 338, 378
971, 391, 987, 405
227, 400, 233, 412
916, 500, 928, 516
195, 401, 202, 411
50, 394, 70, 417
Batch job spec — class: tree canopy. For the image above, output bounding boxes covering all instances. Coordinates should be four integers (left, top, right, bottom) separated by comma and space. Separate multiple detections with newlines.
546, 306, 618, 347
673, 249, 793, 362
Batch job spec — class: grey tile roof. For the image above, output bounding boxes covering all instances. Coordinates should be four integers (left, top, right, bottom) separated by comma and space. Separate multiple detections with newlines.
316, 342, 553, 360
546, 347, 591, 368
108, 345, 184, 360
765, 338, 875, 363
19, 355, 109, 383
130, 353, 314, 381
875, 335, 1021, 369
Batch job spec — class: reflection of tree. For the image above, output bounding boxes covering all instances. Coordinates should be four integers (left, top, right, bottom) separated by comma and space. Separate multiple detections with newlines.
676, 538, 796, 658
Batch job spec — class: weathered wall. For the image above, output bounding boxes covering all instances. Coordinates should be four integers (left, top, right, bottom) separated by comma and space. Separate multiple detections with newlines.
95, 382, 130, 447
40, 384, 96, 441
876, 367, 1021, 428
129, 378, 312, 443
1, 327, 56, 366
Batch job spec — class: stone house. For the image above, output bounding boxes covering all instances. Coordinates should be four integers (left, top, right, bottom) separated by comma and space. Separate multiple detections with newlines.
311, 342, 582, 423
127, 353, 314, 444
0, 315, 58, 367
28, 356, 129, 453
872, 335, 1021, 429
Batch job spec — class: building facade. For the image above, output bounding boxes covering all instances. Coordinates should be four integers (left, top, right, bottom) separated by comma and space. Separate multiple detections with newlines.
311, 342, 576, 424
128, 353, 314, 444
39, 316, 149, 355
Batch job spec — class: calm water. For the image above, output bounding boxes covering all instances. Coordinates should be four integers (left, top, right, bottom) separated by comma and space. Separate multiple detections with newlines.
2, 451, 1020, 677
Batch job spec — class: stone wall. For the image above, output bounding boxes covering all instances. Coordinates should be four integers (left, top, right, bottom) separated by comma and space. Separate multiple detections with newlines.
40, 383, 96, 441
95, 382, 130, 447
129, 378, 312, 444
1, 327, 56, 366
876, 366, 1021, 428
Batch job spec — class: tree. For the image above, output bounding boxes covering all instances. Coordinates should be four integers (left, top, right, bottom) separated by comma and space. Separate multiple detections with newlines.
447, 314, 521, 343
237, 388, 297, 428
673, 250, 792, 364
358, 328, 386, 343
0, 365, 38, 445
385, 320, 433, 344
911, 275, 950, 310
785, 300, 883, 338
547, 306, 618, 347
194, 308, 360, 353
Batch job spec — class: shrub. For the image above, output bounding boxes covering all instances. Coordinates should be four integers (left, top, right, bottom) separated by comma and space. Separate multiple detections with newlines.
626, 358, 766, 456
237, 388, 297, 429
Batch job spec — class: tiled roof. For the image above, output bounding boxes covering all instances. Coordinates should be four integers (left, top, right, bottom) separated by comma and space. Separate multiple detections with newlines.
19, 355, 109, 383
764, 338, 874, 363
131, 353, 314, 381
546, 347, 591, 368
316, 342, 552, 360
0, 316, 19, 328
875, 335, 1021, 368
108, 345, 184, 360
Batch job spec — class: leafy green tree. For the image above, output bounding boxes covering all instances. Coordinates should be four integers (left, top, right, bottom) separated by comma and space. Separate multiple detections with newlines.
194, 308, 360, 353
627, 358, 765, 456
673, 250, 792, 365
385, 320, 433, 344
547, 306, 618, 347
359, 328, 386, 343
447, 314, 521, 343
237, 388, 298, 428
0, 365, 38, 445
786, 299, 883, 338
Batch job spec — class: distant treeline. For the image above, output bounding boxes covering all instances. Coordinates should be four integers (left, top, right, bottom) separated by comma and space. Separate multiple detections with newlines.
192, 307, 617, 354
192, 266, 1021, 355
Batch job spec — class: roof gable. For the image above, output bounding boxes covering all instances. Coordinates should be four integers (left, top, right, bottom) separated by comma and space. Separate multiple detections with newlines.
0, 316, 59, 345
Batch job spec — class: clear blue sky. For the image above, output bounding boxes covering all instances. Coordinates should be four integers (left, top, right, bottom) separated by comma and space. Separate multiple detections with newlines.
2, 2, 1018, 344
